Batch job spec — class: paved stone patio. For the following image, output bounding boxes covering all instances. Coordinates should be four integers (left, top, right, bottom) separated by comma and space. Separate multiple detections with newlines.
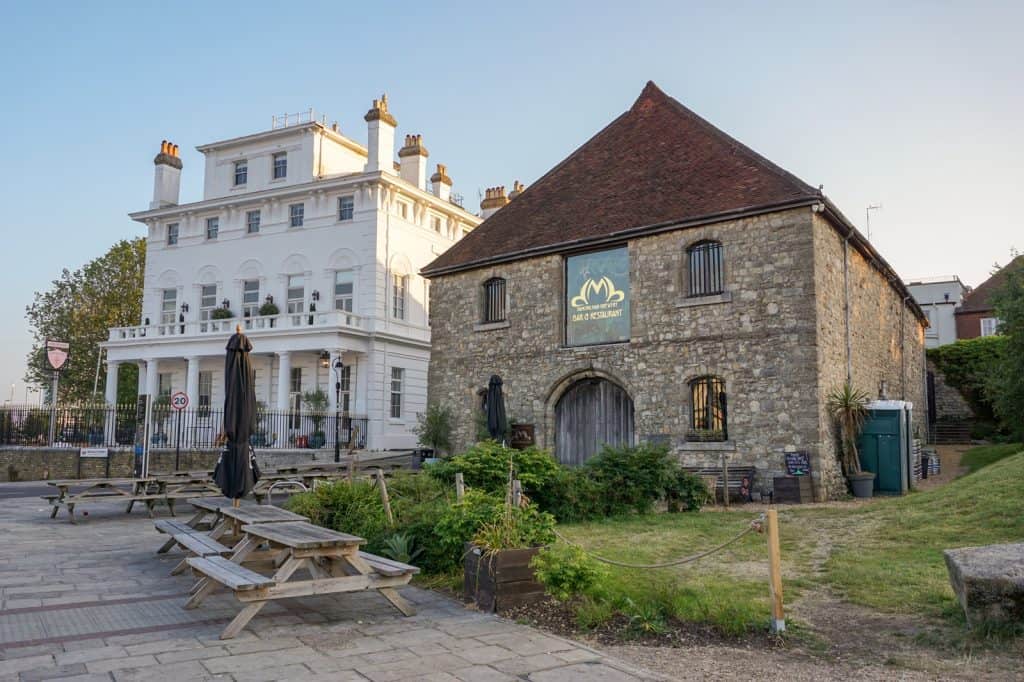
0, 495, 660, 681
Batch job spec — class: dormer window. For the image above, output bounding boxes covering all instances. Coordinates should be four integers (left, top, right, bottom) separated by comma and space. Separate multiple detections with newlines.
234, 160, 247, 186
272, 152, 287, 180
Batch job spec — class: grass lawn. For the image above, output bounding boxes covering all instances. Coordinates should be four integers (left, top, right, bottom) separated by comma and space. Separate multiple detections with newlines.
959, 442, 1023, 473
554, 446, 1024, 639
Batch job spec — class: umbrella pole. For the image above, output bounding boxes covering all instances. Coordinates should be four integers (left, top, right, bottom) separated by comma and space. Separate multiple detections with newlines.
233, 498, 240, 508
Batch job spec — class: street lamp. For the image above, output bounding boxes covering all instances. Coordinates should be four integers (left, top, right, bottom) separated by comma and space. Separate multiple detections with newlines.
333, 357, 344, 462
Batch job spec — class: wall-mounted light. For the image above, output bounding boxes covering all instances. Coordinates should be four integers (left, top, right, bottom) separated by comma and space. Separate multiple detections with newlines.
222, 299, 230, 309
264, 294, 274, 305
878, 379, 888, 399
319, 350, 330, 369
180, 303, 190, 314
312, 290, 320, 302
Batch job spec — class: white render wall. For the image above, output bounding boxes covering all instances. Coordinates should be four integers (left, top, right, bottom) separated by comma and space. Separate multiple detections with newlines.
908, 279, 967, 348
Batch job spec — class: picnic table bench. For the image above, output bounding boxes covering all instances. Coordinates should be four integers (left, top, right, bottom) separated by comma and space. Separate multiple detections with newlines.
184, 520, 418, 639
44, 478, 158, 523
682, 465, 757, 503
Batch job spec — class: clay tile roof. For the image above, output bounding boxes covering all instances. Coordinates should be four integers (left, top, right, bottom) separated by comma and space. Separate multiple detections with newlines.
957, 255, 1024, 314
423, 81, 820, 276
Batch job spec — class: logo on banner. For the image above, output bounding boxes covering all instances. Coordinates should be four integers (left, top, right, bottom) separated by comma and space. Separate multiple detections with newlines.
571, 276, 625, 308
46, 340, 69, 371
565, 247, 631, 346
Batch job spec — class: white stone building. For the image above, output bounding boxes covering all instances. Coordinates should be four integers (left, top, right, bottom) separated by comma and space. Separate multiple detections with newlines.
102, 97, 480, 450
907, 276, 968, 348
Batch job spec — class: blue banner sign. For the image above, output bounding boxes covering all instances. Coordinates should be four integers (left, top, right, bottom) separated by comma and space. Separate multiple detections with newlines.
565, 247, 630, 346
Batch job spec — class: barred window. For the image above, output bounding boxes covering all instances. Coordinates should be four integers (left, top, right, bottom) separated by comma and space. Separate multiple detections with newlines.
687, 241, 724, 297
482, 277, 507, 323
689, 376, 727, 441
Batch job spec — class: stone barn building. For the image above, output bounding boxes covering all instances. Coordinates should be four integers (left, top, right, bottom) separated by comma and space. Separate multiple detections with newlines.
422, 82, 926, 499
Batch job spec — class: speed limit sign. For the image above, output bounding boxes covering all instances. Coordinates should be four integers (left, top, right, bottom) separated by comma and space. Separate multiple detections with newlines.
170, 391, 189, 410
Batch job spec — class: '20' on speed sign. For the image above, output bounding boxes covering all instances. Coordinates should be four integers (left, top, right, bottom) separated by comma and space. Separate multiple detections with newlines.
170, 391, 189, 410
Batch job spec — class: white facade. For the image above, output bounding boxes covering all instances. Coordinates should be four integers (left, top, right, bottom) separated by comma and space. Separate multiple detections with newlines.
103, 100, 480, 450
907, 276, 968, 348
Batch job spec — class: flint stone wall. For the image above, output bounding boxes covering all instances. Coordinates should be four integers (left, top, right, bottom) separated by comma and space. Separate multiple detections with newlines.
428, 207, 926, 500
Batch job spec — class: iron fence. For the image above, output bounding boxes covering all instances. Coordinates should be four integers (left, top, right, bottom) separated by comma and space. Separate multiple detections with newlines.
0, 404, 368, 450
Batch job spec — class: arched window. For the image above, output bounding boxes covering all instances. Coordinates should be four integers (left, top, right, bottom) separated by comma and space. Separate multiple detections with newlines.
687, 240, 724, 297
689, 376, 727, 441
482, 277, 507, 323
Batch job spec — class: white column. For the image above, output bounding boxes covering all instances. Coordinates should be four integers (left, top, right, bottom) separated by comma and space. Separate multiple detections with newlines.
145, 358, 159, 396
137, 361, 146, 395
276, 351, 291, 410
104, 361, 120, 405
185, 356, 200, 407
354, 353, 368, 417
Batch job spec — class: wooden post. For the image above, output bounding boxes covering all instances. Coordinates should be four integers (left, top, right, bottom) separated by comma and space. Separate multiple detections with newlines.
766, 508, 785, 633
455, 472, 465, 501
377, 468, 394, 527
512, 479, 522, 508
721, 454, 730, 509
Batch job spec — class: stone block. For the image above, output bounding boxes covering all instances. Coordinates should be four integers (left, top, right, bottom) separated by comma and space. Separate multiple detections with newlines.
944, 542, 1024, 626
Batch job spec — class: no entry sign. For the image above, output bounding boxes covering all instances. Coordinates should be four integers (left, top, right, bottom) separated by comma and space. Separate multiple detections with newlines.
170, 391, 189, 410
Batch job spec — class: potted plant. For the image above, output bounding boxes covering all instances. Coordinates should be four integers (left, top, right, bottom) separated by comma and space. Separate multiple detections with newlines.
211, 307, 234, 320
302, 389, 328, 448
826, 381, 874, 498
258, 301, 279, 316
414, 403, 453, 463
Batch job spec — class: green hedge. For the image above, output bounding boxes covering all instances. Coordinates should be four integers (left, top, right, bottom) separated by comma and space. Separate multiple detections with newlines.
927, 336, 1007, 421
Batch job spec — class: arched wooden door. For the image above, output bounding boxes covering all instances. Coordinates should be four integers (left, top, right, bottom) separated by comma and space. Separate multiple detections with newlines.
555, 378, 635, 466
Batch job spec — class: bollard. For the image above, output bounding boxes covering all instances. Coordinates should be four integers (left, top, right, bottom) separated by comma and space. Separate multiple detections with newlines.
766, 508, 785, 633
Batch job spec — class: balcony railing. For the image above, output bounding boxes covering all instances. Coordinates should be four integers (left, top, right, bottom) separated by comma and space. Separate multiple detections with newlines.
108, 310, 365, 342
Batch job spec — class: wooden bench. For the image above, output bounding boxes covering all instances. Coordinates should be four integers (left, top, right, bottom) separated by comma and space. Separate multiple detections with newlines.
186, 555, 276, 591
358, 552, 420, 578
683, 466, 757, 503
169, 533, 233, 575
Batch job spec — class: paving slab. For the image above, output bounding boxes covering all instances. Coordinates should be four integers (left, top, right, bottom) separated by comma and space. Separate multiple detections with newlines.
0, 494, 662, 681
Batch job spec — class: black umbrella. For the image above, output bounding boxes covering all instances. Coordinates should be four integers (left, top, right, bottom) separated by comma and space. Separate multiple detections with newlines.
214, 326, 259, 501
485, 375, 508, 441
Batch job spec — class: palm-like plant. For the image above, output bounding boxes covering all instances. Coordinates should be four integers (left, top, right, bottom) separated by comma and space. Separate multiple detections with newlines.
826, 381, 871, 477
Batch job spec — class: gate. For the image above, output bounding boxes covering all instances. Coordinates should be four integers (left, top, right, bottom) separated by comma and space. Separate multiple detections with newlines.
555, 378, 634, 466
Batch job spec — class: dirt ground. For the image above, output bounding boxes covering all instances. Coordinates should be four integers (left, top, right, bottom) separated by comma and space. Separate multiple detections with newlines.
557, 446, 1024, 681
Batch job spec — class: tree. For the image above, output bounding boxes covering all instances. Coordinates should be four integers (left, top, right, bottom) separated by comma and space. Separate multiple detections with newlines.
24, 238, 146, 404
988, 256, 1024, 440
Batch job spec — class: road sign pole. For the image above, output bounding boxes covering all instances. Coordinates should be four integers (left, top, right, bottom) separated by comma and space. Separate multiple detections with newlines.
175, 408, 182, 471
48, 371, 59, 446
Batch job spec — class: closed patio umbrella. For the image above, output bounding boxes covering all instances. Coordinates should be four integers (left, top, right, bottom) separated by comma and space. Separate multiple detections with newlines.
485, 375, 508, 442
214, 325, 259, 501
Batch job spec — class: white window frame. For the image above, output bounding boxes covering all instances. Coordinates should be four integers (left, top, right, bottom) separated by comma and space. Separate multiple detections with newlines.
338, 195, 354, 221
166, 223, 179, 246
160, 289, 177, 327
287, 274, 305, 323
289, 203, 304, 228
199, 284, 217, 331
431, 215, 442, 233
158, 373, 173, 398
334, 270, 354, 313
272, 152, 287, 180
206, 217, 219, 240
389, 367, 403, 419
246, 210, 260, 234
392, 274, 407, 320
242, 279, 260, 320
198, 371, 213, 412
339, 365, 352, 413
980, 317, 1000, 337
234, 160, 248, 186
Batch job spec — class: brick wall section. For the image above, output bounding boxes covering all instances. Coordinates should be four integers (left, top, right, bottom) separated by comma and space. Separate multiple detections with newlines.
429, 207, 836, 495
811, 213, 927, 494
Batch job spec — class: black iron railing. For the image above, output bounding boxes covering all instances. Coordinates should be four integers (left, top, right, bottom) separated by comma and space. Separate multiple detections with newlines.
0, 404, 367, 450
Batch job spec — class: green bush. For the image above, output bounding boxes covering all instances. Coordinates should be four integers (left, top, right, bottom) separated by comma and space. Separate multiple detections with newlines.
428, 440, 560, 496
472, 505, 557, 552
586, 443, 676, 515
928, 336, 1007, 421
532, 466, 605, 522
286, 480, 390, 552
531, 544, 606, 602
387, 473, 452, 574
664, 469, 707, 512
433, 489, 506, 570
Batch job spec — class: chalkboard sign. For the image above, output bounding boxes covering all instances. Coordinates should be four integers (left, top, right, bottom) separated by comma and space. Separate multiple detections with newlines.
785, 451, 811, 476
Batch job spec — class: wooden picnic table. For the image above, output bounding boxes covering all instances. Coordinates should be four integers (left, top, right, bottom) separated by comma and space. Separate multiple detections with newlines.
45, 478, 158, 523
184, 520, 419, 639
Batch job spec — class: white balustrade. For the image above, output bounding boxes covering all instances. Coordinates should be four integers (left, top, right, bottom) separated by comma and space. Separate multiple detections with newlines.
108, 310, 365, 341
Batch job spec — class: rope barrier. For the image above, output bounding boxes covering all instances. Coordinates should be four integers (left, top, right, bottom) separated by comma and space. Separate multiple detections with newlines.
552, 512, 766, 570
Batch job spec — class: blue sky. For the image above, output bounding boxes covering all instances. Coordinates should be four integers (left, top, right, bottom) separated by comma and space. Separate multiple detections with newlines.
1, 1, 1021, 401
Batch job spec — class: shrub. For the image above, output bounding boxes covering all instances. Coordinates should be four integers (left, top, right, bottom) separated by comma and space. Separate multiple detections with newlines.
433, 489, 506, 570
928, 336, 1007, 422
428, 440, 560, 496
387, 473, 453, 574
286, 480, 390, 551
414, 403, 454, 456
532, 467, 605, 522
664, 469, 707, 512
531, 544, 606, 602
586, 443, 676, 515
472, 505, 556, 552
211, 307, 234, 320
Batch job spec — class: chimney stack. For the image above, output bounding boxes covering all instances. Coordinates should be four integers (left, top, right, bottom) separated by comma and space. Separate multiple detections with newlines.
398, 134, 429, 190
430, 164, 452, 202
509, 180, 526, 200
364, 94, 397, 174
480, 186, 509, 219
151, 139, 183, 209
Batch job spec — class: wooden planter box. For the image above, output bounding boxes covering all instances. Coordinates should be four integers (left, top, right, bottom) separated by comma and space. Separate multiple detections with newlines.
463, 543, 545, 612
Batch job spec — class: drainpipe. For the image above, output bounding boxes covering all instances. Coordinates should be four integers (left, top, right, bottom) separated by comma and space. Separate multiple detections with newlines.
843, 234, 853, 384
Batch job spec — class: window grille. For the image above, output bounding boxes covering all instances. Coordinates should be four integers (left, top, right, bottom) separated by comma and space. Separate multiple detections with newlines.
689, 376, 727, 440
482, 277, 507, 323
687, 241, 724, 297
